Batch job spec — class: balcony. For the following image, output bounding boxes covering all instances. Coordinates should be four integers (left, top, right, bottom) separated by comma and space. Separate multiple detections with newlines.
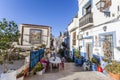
79, 12, 93, 29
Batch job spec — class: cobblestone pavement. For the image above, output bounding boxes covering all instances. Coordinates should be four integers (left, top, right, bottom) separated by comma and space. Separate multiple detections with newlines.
24, 63, 112, 80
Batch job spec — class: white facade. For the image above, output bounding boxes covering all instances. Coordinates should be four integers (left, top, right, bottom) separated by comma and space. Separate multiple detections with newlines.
68, 18, 79, 51
19, 24, 51, 48
77, 0, 120, 61
68, 0, 120, 61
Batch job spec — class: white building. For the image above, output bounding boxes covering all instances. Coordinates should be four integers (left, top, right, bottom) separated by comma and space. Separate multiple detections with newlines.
19, 24, 51, 48
77, 0, 120, 61
68, 17, 79, 51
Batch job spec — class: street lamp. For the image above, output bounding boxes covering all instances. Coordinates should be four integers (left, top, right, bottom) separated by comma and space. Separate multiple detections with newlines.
96, 0, 106, 11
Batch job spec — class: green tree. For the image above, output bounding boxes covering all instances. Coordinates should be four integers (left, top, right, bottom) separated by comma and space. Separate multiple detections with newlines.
0, 18, 20, 73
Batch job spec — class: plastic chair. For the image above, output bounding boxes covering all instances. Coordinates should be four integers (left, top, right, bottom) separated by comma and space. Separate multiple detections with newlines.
60, 57, 65, 70
60, 61, 64, 70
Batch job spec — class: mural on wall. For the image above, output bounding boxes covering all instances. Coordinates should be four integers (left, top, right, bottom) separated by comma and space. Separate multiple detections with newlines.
102, 39, 112, 60
30, 29, 42, 44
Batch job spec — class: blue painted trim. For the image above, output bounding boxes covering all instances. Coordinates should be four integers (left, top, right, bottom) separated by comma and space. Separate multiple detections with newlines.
29, 49, 44, 71
90, 0, 92, 8
99, 31, 116, 48
82, 7, 84, 15
92, 54, 105, 65
72, 48, 75, 60
82, 0, 92, 15
83, 36, 94, 47
80, 52, 87, 59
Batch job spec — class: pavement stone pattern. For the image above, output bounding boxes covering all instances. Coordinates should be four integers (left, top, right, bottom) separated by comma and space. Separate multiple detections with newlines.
24, 63, 112, 80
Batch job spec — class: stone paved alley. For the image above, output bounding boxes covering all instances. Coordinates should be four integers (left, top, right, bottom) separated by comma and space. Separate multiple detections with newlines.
24, 63, 111, 80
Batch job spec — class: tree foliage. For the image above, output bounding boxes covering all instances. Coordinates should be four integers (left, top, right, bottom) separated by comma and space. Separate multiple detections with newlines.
0, 18, 20, 72
0, 18, 20, 50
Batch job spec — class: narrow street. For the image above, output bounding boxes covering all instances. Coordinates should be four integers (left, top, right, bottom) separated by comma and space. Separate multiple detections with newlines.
24, 63, 111, 80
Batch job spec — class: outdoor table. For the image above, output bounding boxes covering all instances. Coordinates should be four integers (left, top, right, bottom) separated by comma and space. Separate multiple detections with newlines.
49, 56, 61, 72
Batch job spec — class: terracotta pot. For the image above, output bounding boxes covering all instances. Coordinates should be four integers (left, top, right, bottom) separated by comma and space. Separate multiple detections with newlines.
109, 72, 120, 80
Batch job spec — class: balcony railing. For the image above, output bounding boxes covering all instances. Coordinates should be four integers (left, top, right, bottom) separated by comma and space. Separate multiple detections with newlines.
79, 12, 93, 27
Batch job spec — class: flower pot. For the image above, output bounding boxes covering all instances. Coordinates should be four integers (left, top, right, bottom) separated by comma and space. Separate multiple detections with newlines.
36, 68, 45, 75
74, 58, 83, 66
109, 72, 120, 80
36, 70, 42, 75
91, 63, 97, 71
97, 66, 103, 72
17, 76, 24, 80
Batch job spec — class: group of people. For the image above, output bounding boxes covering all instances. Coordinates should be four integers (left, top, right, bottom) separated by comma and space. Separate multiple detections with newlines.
40, 49, 65, 72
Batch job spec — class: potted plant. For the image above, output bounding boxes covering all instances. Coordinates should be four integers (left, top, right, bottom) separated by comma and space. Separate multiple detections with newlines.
74, 49, 80, 59
41, 44, 46, 49
74, 49, 83, 66
91, 57, 98, 71
105, 61, 120, 80
16, 70, 24, 80
33, 62, 44, 75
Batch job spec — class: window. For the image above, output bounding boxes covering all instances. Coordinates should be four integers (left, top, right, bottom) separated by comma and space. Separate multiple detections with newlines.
104, 12, 110, 17
86, 4, 91, 14
84, 2, 91, 15
72, 32, 76, 45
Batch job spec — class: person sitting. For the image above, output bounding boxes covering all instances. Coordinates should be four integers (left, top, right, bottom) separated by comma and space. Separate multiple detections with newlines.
40, 57, 49, 72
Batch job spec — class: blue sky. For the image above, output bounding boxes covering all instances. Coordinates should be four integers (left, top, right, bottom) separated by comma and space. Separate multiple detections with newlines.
0, 0, 78, 37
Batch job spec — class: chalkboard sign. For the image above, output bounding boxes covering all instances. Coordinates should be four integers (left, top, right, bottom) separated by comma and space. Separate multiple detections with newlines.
29, 48, 44, 71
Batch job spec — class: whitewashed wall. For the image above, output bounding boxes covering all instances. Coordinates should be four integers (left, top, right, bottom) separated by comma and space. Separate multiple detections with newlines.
80, 20, 120, 61
78, 0, 89, 19
77, 0, 120, 61
92, 0, 120, 26
68, 18, 79, 51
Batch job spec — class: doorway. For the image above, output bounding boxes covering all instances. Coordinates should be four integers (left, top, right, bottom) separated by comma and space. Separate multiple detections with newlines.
86, 43, 92, 60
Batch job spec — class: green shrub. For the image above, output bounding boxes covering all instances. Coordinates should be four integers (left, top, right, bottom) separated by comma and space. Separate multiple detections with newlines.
41, 44, 46, 49
32, 62, 44, 74
74, 49, 81, 58
105, 61, 120, 74
59, 49, 65, 57
0, 60, 3, 65
66, 58, 73, 62
91, 57, 98, 65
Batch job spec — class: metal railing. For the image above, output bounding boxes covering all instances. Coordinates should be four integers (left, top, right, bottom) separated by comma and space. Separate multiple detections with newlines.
79, 12, 93, 27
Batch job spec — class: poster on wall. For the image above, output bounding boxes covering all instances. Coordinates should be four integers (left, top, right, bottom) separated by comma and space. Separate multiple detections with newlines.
30, 29, 42, 44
